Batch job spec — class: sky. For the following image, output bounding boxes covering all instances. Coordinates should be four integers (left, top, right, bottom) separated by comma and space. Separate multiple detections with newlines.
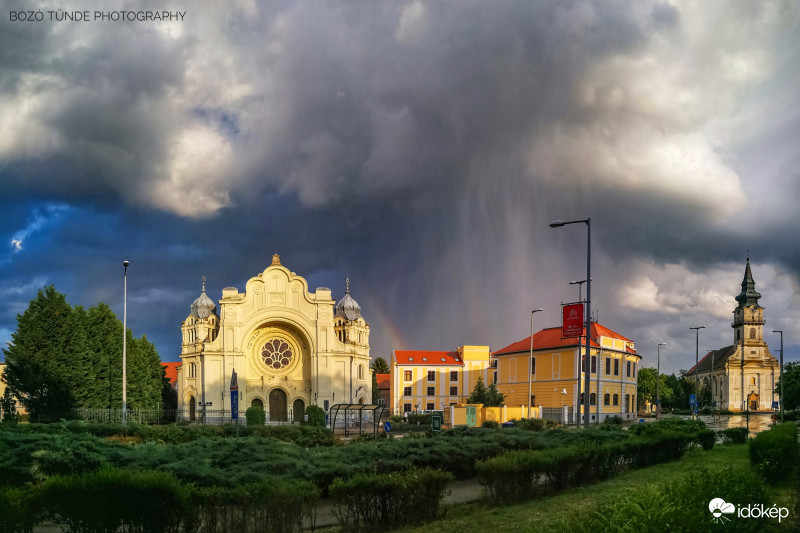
1, 1, 799, 376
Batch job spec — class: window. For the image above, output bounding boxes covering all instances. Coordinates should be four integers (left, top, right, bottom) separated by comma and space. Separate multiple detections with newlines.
377, 398, 385, 406
590, 392, 596, 405
750, 377, 755, 385
324, 400, 329, 411
633, 362, 636, 378
530, 395, 536, 406
403, 403, 412, 413
613, 393, 618, 406
427, 386, 435, 396
604, 393, 610, 406
426, 402, 435, 411
531, 357, 536, 375
404, 370, 412, 381
403, 386, 412, 396
591, 355, 596, 374
450, 371, 458, 382
614, 359, 619, 376
189, 362, 197, 378
428, 370, 436, 381
625, 394, 631, 412
450, 386, 458, 396
626, 361, 631, 377
750, 327, 756, 339
605, 357, 611, 375
493, 371, 497, 384
357, 365, 363, 379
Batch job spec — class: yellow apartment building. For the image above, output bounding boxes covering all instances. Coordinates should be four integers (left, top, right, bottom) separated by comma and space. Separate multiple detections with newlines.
494, 323, 641, 424
390, 346, 492, 413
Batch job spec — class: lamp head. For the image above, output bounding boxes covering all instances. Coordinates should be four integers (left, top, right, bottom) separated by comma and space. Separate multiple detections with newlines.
123, 260, 130, 267
532, 308, 543, 313
772, 330, 782, 334
549, 220, 565, 227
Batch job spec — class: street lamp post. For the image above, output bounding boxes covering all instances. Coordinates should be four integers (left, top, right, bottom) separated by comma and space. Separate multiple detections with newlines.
773, 330, 784, 422
690, 326, 705, 417
122, 260, 129, 426
656, 343, 666, 416
550, 218, 591, 428
528, 308, 544, 419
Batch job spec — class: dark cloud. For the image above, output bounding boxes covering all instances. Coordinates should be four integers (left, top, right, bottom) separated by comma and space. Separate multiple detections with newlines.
1, 1, 799, 372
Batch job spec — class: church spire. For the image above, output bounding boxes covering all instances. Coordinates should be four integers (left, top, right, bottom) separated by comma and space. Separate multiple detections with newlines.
735, 256, 761, 308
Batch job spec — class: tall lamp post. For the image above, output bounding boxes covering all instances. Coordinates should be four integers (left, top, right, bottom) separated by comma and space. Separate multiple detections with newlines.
122, 260, 130, 426
528, 308, 544, 418
656, 343, 666, 416
690, 326, 705, 416
550, 218, 591, 428
773, 330, 784, 422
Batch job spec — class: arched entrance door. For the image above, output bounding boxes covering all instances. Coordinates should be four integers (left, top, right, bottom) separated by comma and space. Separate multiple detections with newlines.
251, 398, 264, 409
189, 397, 196, 421
269, 389, 288, 422
293, 399, 305, 424
748, 391, 759, 411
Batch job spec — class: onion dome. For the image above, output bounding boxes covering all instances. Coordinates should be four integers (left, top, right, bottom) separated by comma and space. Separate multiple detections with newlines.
335, 277, 362, 321
190, 277, 216, 319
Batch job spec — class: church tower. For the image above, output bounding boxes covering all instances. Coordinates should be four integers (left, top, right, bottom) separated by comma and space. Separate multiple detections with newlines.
732, 257, 765, 347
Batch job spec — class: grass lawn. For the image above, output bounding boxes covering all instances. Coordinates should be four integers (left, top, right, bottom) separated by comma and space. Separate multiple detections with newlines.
363, 445, 797, 533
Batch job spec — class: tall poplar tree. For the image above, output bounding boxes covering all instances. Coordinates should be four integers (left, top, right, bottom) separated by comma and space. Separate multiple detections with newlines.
1, 286, 166, 420
1, 286, 77, 420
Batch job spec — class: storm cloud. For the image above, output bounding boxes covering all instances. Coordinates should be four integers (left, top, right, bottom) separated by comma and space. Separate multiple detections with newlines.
1, 1, 799, 372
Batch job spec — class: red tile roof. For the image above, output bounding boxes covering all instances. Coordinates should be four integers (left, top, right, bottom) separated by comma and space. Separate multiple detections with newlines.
161, 362, 181, 386
394, 350, 463, 365
494, 323, 635, 356
376, 373, 390, 389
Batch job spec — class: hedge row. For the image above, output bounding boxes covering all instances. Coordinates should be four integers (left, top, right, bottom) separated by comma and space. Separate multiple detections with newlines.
748, 422, 799, 482
330, 468, 453, 532
0, 468, 319, 533
476, 429, 696, 505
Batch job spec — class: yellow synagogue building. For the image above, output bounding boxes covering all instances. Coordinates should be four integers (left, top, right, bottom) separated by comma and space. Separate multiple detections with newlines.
493, 323, 641, 424
177, 254, 372, 423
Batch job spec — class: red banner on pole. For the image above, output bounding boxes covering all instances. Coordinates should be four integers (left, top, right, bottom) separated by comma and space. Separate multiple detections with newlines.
562, 303, 584, 338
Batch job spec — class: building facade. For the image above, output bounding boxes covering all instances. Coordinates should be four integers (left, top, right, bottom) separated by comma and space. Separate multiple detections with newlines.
390, 346, 492, 413
494, 323, 641, 422
177, 254, 372, 422
687, 258, 780, 412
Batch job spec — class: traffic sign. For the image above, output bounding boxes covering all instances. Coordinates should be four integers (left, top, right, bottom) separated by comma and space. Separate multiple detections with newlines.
431, 413, 442, 432
384, 421, 391, 433
230, 369, 239, 420
689, 394, 696, 405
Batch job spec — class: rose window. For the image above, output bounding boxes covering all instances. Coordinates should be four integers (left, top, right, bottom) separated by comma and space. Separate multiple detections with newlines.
262, 339, 293, 370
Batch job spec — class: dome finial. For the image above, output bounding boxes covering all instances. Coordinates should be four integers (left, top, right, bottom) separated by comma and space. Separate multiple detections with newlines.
345, 277, 350, 294
271, 253, 281, 266
202, 276, 206, 292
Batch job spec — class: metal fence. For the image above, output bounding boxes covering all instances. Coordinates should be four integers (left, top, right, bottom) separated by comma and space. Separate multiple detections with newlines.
67, 408, 297, 426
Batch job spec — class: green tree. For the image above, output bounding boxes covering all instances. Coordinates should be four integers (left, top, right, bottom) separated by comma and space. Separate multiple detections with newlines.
2, 286, 78, 420
467, 376, 505, 406
1, 388, 18, 423
2, 286, 167, 420
777, 361, 800, 411
370, 357, 390, 404
161, 366, 178, 410
370, 357, 390, 374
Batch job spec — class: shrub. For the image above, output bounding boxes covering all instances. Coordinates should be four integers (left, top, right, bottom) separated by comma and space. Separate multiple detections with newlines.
193, 479, 319, 533
696, 429, 716, 450
406, 413, 432, 425
38, 469, 187, 533
482, 420, 499, 429
330, 468, 453, 531
245, 406, 266, 427
389, 415, 403, 424
568, 468, 771, 533
0, 485, 38, 533
718, 427, 748, 445
305, 405, 326, 428
749, 423, 799, 482
511, 418, 545, 431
